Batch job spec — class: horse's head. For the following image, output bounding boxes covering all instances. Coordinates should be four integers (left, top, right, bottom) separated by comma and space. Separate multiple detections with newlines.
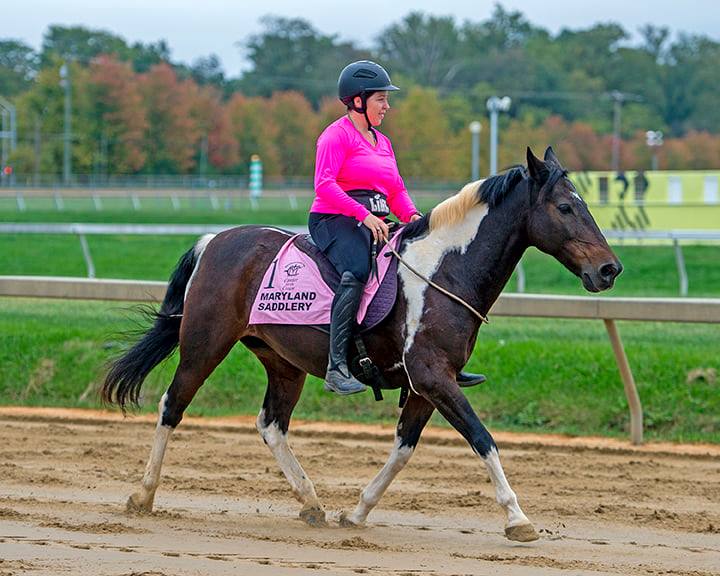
525, 147, 622, 292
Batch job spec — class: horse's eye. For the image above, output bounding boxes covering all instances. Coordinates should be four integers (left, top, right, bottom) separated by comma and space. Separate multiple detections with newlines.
558, 204, 573, 215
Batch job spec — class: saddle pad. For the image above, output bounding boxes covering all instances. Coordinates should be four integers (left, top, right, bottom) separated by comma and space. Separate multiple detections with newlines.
249, 233, 401, 329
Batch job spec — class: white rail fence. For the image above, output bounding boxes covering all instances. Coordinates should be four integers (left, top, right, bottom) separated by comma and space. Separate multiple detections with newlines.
2, 275, 719, 446
2, 223, 719, 295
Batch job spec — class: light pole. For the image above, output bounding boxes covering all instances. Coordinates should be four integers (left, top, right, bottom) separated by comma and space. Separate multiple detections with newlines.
645, 130, 663, 171
486, 96, 511, 176
610, 91, 624, 174
469, 121, 482, 181
608, 91, 642, 173
59, 62, 72, 185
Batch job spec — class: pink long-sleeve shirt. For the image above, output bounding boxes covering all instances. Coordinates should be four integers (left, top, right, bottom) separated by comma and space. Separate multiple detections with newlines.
311, 116, 418, 223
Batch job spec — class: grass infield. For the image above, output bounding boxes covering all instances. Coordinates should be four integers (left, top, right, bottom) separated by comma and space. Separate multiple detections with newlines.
1, 297, 717, 443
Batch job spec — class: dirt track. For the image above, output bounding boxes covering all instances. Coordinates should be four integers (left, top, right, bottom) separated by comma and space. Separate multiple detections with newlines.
1, 407, 719, 576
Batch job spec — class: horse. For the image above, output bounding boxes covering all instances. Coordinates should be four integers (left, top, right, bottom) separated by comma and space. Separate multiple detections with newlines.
102, 147, 622, 542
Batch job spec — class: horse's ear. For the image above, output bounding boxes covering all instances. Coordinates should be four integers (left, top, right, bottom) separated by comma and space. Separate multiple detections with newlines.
543, 146, 562, 168
526, 147, 548, 184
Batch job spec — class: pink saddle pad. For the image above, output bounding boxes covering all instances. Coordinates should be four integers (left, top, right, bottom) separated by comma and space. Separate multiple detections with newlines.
249, 233, 401, 327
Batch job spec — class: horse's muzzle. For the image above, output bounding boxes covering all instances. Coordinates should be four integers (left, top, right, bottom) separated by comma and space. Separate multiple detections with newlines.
582, 260, 623, 292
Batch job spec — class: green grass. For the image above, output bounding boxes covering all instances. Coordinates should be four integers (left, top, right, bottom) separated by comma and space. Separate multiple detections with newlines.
1, 298, 718, 444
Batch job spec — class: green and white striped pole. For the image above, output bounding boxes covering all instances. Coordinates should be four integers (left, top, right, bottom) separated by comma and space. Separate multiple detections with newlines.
249, 154, 263, 211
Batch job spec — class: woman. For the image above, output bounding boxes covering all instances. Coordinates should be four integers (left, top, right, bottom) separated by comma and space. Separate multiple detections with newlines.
309, 60, 420, 395
310, 60, 485, 395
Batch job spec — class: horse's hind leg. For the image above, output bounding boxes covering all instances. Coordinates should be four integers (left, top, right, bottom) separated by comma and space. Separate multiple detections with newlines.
126, 392, 174, 513
341, 392, 435, 527
127, 324, 237, 513
252, 345, 325, 526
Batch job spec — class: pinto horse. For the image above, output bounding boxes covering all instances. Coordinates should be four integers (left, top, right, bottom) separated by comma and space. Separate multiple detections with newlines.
103, 147, 621, 542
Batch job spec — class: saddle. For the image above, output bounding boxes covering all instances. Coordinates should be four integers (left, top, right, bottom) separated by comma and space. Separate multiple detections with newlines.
248, 230, 402, 332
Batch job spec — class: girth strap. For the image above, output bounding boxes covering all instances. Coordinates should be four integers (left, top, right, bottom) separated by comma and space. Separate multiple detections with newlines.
353, 334, 384, 401
351, 334, 410, 408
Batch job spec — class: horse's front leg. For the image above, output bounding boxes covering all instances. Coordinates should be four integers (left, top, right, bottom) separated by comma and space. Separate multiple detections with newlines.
341, 391, 435, 527
410, 359, 539, 542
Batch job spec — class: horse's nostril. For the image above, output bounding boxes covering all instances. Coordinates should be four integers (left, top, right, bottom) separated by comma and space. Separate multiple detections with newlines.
600, 263, 618, 278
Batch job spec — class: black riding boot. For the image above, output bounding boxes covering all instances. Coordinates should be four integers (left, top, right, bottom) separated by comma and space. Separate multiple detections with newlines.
457, 371, 487, 387
324, 271, 367, 395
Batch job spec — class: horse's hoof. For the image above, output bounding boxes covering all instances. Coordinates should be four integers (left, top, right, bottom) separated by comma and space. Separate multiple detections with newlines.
126, 493, 152, 514
505, 523, 539, 542
338, 512, 364, 528
299, 505, 327, 527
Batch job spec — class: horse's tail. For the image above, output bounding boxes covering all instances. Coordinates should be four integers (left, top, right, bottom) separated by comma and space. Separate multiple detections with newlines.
102, 235, 213, 410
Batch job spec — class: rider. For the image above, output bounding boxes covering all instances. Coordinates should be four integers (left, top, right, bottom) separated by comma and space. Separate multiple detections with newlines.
310, 60, 485, 395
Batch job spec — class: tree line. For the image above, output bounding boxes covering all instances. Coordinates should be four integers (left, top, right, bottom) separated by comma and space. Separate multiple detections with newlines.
1, 5, 719, 180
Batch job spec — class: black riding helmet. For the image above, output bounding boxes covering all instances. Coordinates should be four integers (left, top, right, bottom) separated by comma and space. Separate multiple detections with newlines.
338, 61, 399, 129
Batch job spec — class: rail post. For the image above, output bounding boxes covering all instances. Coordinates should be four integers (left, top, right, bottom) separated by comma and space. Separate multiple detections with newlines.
603, 319, 643, 445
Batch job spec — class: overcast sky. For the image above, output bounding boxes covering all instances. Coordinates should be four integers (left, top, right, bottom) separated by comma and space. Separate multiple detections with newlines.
7, 0, 720, 76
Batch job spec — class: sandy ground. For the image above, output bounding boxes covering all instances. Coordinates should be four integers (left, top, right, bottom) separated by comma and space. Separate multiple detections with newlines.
0, 407, 719, 576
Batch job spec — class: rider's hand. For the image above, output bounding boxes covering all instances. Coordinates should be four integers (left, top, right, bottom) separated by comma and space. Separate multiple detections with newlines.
409, 213, 422, 223
362, 214, 389, 243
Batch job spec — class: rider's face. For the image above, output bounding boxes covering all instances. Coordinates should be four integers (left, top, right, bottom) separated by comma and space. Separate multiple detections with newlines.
358, 91, 390, 127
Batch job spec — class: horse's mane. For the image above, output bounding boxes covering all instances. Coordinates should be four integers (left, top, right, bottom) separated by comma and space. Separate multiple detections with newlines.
427, 166, 527, 232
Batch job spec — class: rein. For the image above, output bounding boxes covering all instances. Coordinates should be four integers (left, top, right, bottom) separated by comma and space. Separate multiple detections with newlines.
386, 242, 489, 325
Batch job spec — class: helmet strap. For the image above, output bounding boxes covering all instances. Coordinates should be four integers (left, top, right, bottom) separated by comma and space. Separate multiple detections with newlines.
360, 93, 373, 132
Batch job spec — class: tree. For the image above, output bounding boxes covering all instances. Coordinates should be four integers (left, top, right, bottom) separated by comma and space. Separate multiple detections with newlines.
239, 16, 366, 106
554, 23, 628, 82
40, 25, 131, 66
139, 63, 200, 172
0, 40, 38, 96
382, 87, 463, 179
468, 3, 539, 50
226, 94, 281, 176
267, 91, 318, 177
189, 54, 225, 89
191, 85, 238, 171
639, 25, 670, 62
13, 58, 95, 176
377, 12, 462, 88
129, 40, 172, 73
89, 55, 147, 173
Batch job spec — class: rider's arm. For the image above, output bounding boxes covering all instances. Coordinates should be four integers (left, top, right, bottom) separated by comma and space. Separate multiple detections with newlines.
314, 126, 371, 222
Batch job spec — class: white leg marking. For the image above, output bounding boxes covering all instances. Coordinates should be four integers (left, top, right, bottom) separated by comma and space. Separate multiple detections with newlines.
481, 447, 530, 528
129, 393, 173, 511
256, 410, 320, 507
184, 233, 215, 301
398, 205, 488, 354
347, 437, 414, 525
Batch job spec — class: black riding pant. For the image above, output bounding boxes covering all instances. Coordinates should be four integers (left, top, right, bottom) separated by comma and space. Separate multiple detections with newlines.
308, 213, 372, 284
